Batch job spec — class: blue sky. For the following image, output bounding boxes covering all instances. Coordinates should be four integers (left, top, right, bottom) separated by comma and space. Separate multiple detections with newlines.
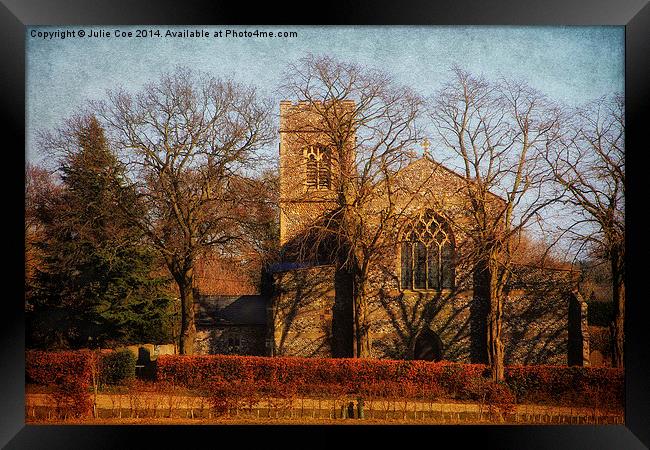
26, 25, 624, 165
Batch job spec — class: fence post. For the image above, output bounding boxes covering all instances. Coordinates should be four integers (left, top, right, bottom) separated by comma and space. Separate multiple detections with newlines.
357, 397, 365, 419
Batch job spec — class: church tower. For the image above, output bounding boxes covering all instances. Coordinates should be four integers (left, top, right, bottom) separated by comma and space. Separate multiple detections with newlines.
278, 100, 356, 247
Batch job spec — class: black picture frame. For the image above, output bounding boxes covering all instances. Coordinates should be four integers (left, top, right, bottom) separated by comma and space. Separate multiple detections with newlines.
3, 0, 648, 448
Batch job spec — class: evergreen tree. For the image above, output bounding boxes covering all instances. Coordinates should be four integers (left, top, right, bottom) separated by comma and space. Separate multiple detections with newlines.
27, 116, 176, 349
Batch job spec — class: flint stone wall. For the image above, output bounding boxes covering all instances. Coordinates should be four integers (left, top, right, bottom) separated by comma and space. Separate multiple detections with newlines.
194, 326, 267, 356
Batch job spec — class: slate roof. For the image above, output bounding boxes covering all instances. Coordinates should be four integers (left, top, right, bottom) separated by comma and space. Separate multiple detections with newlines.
268, 261, 315, 273
194, 295, 268, 327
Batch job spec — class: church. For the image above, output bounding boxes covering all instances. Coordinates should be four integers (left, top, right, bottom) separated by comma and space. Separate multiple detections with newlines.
193, 100, 590, 366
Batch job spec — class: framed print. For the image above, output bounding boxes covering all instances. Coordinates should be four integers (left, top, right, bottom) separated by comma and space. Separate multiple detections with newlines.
3, 0, 649, 447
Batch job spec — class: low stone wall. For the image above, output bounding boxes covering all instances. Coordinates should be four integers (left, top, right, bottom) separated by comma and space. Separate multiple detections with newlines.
25, 392, 624, 424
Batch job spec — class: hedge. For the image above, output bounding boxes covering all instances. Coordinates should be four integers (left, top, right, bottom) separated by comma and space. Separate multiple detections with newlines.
25, 351, 624, 414
25, 350, 95, 418
25, 349, 139, 418
155, 355, 623, 409
505, 365, 624, 408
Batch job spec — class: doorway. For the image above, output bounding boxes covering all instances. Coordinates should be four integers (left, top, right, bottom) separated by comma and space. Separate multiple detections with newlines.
414, 328, 443, 361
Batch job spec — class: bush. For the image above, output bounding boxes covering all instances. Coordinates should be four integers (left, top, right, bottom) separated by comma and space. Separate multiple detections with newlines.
100, 349, 137, 385
26, 351, 623, 416
25, 350, 94, 418
26, 350, 93, 385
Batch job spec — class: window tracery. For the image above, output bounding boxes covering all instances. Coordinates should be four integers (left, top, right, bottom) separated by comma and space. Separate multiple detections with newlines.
305, 145, 331, 190
400, 211, 455, 290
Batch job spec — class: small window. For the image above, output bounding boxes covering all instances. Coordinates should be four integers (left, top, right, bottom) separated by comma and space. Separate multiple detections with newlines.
400, 211, 455, 291
305, 145, 331, 190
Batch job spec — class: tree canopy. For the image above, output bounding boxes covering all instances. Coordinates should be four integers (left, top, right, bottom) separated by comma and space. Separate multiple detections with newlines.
27, 116, 176, 349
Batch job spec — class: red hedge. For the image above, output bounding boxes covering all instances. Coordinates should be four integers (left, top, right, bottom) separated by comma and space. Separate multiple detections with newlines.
26, 350, 95, 417
505, 365, 624, 408
26, 350, 94, 386
25, 351, 623, 412
155, 354, 623, 408
155, 355, 481, 389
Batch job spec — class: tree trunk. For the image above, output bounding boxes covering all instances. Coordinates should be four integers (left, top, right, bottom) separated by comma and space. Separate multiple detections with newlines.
353, 274, 372, 358
175, 268, 197, 355
611, 251, 625, 368
485, 257, 505, 382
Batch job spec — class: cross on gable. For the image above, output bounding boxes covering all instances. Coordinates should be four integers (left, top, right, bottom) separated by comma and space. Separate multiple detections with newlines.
422, 138, 431, 156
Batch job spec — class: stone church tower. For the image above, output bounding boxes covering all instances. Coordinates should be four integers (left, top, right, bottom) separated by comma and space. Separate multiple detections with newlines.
273, 100, 357, 357
278, 100, 355, 247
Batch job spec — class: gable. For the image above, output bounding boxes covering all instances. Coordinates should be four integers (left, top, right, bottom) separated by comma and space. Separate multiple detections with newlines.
393, 156, 507, 206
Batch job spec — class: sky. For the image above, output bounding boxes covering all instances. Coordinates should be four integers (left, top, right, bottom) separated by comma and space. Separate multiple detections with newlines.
26, 25, 624, 165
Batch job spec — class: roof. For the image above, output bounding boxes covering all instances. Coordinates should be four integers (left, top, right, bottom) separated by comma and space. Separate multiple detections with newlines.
395, 155, 508, 205
194, 295, 268, 327
268, 261, 315, 273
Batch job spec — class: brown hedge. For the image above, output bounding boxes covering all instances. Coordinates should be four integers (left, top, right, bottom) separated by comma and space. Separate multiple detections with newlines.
25, 351, 623, 413
155, 355, 624, 409
25, 350, 95, 417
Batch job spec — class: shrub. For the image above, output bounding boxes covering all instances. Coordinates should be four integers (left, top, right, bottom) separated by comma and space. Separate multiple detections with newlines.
26, 350, 93, 386
25, 350, 94, 418
100, 349, 137, 386
484, 381, 516, 415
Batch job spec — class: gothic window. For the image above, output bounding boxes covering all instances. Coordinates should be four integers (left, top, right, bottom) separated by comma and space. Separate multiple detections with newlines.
400, 211, 455, 291
305, 145, 331, 190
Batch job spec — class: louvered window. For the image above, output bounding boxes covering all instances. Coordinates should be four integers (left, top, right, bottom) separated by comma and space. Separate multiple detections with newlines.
305, 145, 331, 190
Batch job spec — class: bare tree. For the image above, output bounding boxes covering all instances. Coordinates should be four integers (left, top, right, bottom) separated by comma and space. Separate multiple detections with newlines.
430, 67, 565, 380
280, 55, 424, 357
94, 68, 275, 354
194, 170, 281, 297
546, 94, 624, 367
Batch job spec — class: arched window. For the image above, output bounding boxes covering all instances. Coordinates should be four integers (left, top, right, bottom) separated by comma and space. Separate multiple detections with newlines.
400, 211, 454, 291
305, 145, 331, 190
